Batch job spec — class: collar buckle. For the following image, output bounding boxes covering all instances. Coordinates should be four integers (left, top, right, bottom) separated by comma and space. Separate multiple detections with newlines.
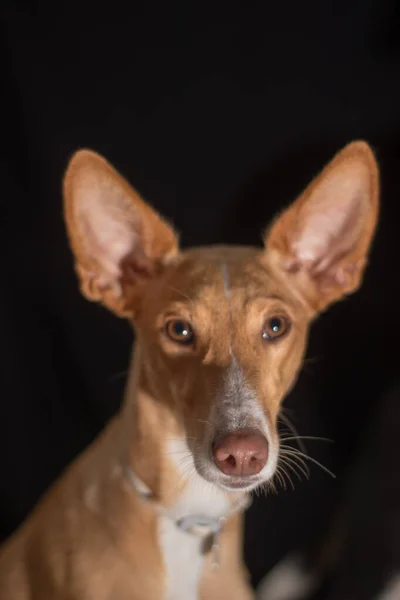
176, 514, 223, 537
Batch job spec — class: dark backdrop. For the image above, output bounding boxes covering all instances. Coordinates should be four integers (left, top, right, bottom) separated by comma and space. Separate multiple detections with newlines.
1, 1, 400, 595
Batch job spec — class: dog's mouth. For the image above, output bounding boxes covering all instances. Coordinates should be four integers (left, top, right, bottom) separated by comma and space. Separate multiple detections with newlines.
212, 474, 264, 492
195, 460, 275, 493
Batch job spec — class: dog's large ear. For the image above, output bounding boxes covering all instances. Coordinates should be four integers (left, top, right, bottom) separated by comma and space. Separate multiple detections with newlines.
63, 150, 179, 317
265, 141, 379, 313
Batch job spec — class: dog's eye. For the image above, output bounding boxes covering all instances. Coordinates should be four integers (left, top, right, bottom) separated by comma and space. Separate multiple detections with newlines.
262, 316, 290, 341
165, 319, 194, 344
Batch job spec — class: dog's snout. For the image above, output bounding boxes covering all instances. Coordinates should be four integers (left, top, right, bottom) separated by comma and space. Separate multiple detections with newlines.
213, 429, 268, 476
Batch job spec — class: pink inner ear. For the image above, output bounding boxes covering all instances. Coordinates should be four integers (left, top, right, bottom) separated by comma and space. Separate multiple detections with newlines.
292, 198, 363, 274
76, 192, 148, 294
65, 150, 179, 312
289, 167, 368, 277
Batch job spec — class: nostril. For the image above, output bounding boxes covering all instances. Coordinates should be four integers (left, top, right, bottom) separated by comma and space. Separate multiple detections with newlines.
226, 455, 236, 468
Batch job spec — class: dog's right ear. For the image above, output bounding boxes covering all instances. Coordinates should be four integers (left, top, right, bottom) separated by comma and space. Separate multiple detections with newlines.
63, 150, 179, 317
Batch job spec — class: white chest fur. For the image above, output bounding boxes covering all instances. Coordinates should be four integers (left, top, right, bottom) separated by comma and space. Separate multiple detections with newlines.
159, 440, 231, 600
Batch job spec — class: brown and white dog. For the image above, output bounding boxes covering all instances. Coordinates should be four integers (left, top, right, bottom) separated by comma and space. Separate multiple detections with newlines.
0, 141, 379, 599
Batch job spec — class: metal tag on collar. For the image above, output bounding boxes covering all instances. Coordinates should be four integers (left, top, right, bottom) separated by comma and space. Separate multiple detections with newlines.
211, 516, 226, 570
176, 515, 222, 537
124, 466, 153, 500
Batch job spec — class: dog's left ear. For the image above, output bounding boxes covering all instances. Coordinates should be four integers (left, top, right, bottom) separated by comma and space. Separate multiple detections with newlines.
63, 150, 179, 317
265, 141, 379, 312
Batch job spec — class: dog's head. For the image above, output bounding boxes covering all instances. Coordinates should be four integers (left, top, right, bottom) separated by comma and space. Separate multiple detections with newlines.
63, 142, 379, 492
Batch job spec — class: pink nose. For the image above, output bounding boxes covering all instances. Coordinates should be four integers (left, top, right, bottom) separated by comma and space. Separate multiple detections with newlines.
213, 429, 269, 476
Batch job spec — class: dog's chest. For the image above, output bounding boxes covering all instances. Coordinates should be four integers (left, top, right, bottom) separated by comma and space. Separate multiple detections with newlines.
158, 517, 205, 600
158, 470, 230, 600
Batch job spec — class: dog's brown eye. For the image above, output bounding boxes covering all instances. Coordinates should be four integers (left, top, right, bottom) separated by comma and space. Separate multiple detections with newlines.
165, 319, 194, 344
262, 316, 290, 341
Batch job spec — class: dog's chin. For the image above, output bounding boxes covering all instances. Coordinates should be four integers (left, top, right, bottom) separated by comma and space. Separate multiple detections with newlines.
213, 477, 263, 493
194, 458, 272, 494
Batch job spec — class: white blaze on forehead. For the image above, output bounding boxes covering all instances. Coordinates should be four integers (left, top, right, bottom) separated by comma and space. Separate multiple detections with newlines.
221, 262, 233, 354
217, 263, 265, 429
221, 262, 231, 300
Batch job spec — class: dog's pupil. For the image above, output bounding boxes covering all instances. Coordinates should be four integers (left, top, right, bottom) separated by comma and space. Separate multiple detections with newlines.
270, 318, 281, 332
175, 322, 189, 337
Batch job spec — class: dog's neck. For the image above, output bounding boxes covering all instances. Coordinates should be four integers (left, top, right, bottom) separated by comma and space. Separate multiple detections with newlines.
118, 342, 182, 506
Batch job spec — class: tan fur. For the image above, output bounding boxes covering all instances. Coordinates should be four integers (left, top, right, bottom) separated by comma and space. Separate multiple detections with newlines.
0, 141, 379, 599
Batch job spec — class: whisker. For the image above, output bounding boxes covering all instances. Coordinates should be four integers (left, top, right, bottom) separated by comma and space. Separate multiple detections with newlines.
258, 478, 277, 497
176, 463, 196, 487
278, 411, 308, 456
279, 454, 309, 481
175, 454, 192, 467
185, 417, 213, 426
165, 437, 198, 442
164, 450, 193, 456
279, 456, 304, 483
277, 462, 295, 491
265, 465, 286, 491
166, 285, 195, 304
268, 476, 279, 495
280, 448, 336, 479
272, 467, 286, 492
280, 446, 311, 473
276, 468, 287, 491
178, 456, 192, 473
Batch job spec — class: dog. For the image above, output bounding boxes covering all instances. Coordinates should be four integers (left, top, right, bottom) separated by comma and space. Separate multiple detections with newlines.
0, 141, 379, 599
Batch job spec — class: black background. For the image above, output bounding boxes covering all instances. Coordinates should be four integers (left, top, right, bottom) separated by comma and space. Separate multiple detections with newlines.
1, 1, 400, 597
